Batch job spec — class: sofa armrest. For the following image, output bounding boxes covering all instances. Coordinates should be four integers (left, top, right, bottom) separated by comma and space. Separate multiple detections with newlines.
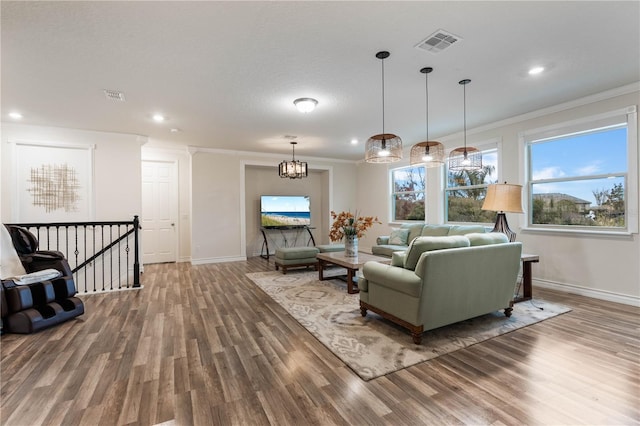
376, 236, 390, 245
362, 261, 422, 298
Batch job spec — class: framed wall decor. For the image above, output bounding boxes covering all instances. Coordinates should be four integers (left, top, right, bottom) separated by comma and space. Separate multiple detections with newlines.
13, 141, 95, 222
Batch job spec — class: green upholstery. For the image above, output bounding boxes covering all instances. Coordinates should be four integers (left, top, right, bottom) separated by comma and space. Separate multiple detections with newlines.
361, 238, 522, 342
466, 232, 509, 246
403, 235, 470, 271
372, 223, 488, 257
274, 247, 319, 260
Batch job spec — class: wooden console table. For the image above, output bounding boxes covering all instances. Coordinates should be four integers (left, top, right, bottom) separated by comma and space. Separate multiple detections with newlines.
515, 253, 539, 303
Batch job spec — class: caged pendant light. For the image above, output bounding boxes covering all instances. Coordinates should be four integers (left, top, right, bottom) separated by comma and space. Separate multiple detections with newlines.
278, 141, 308, 179
448, 79, 482, 171
365, 51, 402, 163
410, 67, 445, 167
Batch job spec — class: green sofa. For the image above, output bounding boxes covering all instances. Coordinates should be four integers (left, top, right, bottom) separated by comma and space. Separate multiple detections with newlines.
360, 233, 522, 344
372, 223, 488, 257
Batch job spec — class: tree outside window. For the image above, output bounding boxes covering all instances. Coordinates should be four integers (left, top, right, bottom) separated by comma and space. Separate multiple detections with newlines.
391, 165, 425, 221
445, 148, 498, 223
528, 125, 627, 228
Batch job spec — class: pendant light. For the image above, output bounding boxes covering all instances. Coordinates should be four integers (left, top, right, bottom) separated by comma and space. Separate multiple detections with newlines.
448, 79, 482, 171
278, 141, 308, 179
365, 51, 402, 163
410, 67, 445, 167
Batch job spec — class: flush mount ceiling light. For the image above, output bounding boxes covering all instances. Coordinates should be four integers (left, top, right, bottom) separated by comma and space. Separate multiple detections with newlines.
410, 67, 445, 167
448, 79, 482, 171
152, 114, 166, 122
293, 98, 318, 113
365, 51, 402, 163
528, 66, 545, 75
278, 141, 308, 179
9, 112, 23, 119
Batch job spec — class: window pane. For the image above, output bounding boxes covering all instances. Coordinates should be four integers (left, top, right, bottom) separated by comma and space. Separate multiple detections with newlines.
393, 166, 425, 192
531, 127, 627, 179
531, 177, 625, 227
393, 192, 425, 221
447, 150, 498, 187
446, 189, 496, 223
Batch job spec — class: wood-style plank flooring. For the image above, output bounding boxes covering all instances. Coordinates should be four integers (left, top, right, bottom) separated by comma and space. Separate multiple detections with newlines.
1, 258, 639, 425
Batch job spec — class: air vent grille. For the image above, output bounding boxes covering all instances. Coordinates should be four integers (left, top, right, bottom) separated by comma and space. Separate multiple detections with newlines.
103, 89, 126, 101
416, 29, 462, 53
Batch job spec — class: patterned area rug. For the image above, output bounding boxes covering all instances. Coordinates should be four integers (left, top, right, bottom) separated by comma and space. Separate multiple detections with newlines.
246, 270, 571, 381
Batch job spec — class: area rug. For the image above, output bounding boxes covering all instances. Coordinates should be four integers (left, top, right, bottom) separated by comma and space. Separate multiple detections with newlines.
246, 270, 571, 381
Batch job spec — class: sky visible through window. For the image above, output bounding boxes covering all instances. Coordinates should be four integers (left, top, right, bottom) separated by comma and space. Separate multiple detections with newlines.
530, 126, 627, 205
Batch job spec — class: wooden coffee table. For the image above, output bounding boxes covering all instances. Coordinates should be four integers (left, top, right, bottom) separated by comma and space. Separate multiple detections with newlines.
316, 251, 390, 294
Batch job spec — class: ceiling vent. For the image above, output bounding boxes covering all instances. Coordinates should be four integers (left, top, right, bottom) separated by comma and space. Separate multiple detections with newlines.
103, 89, 126, 101
415, 29, 462, 53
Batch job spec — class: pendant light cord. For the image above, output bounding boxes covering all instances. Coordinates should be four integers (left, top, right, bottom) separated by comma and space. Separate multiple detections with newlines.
463, 82, 467, 150
381, 57, 386, 136
425, 71, 429, 141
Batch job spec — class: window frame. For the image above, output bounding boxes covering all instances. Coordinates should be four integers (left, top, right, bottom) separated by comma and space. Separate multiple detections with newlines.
521, 106, 638, 235
389, 164, 426, 223
444, 140, 501, 224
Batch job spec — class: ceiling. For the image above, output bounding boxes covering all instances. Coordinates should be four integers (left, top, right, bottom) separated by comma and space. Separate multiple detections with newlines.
2, 1, 639, 162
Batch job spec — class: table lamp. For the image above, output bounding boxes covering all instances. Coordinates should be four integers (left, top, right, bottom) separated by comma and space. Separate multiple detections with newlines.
482, 183, 524, 242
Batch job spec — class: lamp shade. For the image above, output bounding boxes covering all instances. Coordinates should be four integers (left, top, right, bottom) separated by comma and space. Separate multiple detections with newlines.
410, 141, 445, 167
482, 183, 524, 213
365, 133, 403, 163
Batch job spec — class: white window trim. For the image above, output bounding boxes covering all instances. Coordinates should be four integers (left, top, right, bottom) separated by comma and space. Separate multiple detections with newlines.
520, 105, 638, 235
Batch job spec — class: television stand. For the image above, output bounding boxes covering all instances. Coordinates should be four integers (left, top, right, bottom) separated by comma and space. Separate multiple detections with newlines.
260, 226, 316, 260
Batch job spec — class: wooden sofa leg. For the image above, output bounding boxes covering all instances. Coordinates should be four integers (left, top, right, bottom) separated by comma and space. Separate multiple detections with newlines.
504, 307, 513, 317
360, 306, 367, 317
410, 325, 424, 345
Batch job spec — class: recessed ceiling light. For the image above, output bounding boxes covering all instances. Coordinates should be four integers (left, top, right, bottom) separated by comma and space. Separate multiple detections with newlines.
350, 138, 358, 145
153, 114, 165, 122
528, 66, 545, 75
170, 128, 181, 133
9, 112, 23, 119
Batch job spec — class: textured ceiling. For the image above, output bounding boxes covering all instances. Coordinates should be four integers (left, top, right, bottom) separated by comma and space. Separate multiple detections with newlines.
2, 1, 639, 161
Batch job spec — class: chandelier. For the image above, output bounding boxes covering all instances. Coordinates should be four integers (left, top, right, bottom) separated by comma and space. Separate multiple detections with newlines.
278, 141, 308, 179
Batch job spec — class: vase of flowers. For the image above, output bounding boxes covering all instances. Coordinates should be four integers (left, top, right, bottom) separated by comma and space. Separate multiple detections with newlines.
329, 211, 381, 257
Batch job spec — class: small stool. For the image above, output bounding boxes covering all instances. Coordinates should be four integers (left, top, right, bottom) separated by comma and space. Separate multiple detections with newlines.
316, 244, 345, 253
274, 247, 320, 274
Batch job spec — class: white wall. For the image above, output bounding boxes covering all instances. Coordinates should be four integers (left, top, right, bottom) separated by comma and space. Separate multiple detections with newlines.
190, 148, 357, 264
357, 86, 640, 306
1, 123, 142, 222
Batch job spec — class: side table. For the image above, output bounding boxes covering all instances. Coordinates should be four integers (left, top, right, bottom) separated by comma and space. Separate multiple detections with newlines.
515, 253, 539, 303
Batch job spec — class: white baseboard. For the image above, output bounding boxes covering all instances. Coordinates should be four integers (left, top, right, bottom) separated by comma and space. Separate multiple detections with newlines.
191, 255, 247, 265
533, 278, 640, 307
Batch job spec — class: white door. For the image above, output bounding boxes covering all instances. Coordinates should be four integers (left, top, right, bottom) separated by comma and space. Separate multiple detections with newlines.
141, 160, 177, 264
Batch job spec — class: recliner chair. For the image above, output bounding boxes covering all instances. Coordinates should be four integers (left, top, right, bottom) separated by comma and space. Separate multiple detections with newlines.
1, 225, 84, 334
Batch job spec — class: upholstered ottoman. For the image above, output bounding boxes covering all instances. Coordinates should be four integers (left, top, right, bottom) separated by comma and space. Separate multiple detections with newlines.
274, 247, 320, 274
316, 244, 345, 253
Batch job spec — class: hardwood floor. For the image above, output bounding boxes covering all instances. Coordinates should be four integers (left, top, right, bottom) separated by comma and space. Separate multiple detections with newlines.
2, 258, 639, 425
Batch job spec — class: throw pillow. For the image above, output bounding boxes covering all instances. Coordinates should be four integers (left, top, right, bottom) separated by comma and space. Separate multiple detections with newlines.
389, 228, 410, 245
1, 225, 27, 279
403, 235, 470, 271
466, 232, 509, 246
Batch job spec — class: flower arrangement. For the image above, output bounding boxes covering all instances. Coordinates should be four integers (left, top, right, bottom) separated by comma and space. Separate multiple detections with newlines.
329, 210, 381, 242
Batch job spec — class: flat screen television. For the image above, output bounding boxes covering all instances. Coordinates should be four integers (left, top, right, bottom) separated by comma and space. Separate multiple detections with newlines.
260, 195, 311, 228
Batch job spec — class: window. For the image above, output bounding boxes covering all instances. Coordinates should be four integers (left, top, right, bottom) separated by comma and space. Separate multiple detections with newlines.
445, 147, 498, 223
391, 165, 425, 221
524, 107, 637, 232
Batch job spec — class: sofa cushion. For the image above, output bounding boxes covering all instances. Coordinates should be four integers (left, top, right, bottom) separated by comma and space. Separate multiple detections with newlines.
447, 225, 487, 236
466, 232, 509, 246
420, 225, 451, 237
403, 235, 470, 271
389, 228, 410, 245
401, 223, 426, 245
391, 251, 406, 267
371, 245, 408, 258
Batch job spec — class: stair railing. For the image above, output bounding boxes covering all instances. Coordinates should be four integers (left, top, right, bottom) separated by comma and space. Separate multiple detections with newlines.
7, 216, 141, 293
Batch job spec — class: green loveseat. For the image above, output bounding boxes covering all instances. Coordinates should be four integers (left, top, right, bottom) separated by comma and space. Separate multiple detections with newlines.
360, 233, 522, 344
372, 223, 488, 257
